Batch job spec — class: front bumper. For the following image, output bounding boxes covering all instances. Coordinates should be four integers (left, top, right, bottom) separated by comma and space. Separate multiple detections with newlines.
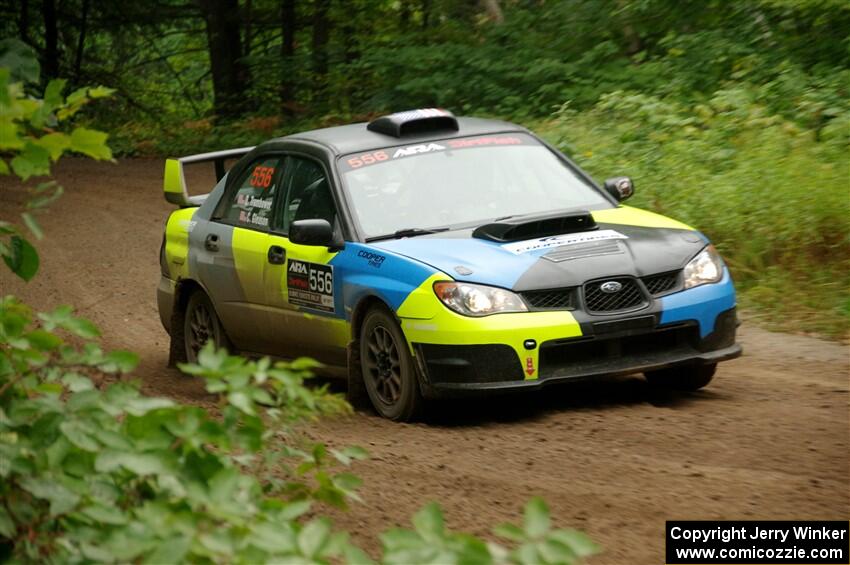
400, 271, 741, 397
414, 308, 741, 396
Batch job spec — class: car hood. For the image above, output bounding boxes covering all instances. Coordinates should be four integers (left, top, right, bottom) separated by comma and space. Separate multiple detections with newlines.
370, 207, 708, 291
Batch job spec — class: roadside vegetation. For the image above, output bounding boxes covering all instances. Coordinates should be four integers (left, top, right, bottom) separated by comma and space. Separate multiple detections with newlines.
0, 298, 597, 563
542, 90, 849, 338
4, 0, 842, 336
0, 44, 598, 563
1, 0, 847, 559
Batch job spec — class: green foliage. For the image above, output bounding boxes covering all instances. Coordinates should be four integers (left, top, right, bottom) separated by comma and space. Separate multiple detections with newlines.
0, 39, 40, 84
542, 86, 850, 337
381, 499, 598, 565
0, 41, 113, 282
0, 298, 596, 563
1, 235, 39, 282
0, 297, 359, 563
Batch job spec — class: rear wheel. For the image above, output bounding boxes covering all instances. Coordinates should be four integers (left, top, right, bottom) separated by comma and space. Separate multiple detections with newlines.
183, 291, 228, 363
359, 307, 422, 421
644, 363, 716, 391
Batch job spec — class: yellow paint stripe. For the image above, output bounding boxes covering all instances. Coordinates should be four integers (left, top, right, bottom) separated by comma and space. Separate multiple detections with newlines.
593, 205, 694, 231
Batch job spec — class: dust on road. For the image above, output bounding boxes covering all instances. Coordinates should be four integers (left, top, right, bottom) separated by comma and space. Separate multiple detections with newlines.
2, 158, 847, 564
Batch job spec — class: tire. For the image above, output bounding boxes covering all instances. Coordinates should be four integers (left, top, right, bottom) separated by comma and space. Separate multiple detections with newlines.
644, 363, 716, 391
359, 306, 423, 421
183, 291, 229, 363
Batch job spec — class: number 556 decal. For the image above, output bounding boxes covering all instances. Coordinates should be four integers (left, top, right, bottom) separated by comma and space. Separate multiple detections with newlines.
287, 259, 335, 313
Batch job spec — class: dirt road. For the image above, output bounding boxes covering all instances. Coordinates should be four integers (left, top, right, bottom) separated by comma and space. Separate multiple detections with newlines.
2, 159, 848, 564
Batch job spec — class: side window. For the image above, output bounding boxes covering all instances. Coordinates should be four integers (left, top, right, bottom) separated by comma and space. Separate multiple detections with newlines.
275, 157, 336, 233
218, 157, 282, 230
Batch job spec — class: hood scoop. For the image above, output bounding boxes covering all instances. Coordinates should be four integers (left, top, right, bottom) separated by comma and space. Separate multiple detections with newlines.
472, 211, 597, 243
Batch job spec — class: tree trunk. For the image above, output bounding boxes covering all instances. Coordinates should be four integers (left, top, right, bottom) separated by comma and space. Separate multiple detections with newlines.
42, 0, 59, 78
244, 0, 253, 55
616, 0, 643, 56
622, 22, 642, 55
198, 0, 249, 117
341, 11, 358, 64
399, 0, 411, 30
19, 0, 30, 43
481, 0, 503, 24
280, 0, 296, 108
73, 0, 90, 81
311, 0, 331, 102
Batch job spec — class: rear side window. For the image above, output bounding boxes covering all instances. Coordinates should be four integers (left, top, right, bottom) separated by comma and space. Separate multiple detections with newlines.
218, 157, 282, 230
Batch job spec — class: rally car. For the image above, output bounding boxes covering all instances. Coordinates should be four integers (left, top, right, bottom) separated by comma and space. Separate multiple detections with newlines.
157, 108, 741, 421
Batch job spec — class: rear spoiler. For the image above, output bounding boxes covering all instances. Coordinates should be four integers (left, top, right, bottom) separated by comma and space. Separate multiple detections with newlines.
163, 146, 254, 207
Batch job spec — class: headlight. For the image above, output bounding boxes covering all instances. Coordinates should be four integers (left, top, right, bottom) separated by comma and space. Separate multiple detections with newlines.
683, 245, 724, 289
433, 282, 528, 316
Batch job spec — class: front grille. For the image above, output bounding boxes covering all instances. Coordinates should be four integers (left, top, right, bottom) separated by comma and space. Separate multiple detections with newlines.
521, 288, 575, 310
642, 271, 680, 296
583, 278, 646, 313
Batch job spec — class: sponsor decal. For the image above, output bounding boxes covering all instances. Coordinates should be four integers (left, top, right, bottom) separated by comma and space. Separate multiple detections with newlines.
525, 357, 535, 377
357, 249, 385, 268
392, 143, 446, 158
502, 229, 628, 255
446, 136, 522, 148
287, 259, 334, 313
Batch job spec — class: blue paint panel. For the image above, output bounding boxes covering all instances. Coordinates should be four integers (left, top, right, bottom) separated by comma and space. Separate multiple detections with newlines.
372, 238, 545, 289
659, 269, 736, 337
329, 243, 438, 317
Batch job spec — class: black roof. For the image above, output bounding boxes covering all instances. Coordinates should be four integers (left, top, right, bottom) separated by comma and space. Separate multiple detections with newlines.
271, 116, 528, 156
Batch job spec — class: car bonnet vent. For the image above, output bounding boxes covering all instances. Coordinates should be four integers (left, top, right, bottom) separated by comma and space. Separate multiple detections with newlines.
367, 108, 459, 138
472, 212, 597, 243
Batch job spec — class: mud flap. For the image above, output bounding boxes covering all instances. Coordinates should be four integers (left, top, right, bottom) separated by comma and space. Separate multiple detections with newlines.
168, 301, 187, 368
346, 340, 370, 410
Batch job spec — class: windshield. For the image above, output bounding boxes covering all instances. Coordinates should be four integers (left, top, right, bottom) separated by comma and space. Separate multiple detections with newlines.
338, 133, 611, 239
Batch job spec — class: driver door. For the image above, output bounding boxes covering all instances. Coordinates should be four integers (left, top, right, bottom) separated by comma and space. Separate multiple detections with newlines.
263, 156, 348, 365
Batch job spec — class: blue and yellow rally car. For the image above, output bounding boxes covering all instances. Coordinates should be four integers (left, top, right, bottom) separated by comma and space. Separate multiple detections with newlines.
157, 109, 741, 420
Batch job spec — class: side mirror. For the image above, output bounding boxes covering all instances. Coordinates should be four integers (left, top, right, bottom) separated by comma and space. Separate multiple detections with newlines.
290, 219, 344, 250
603, 176, 635, 202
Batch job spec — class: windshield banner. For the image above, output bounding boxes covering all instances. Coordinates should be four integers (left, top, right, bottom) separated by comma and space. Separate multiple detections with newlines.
339, 134, 537, 172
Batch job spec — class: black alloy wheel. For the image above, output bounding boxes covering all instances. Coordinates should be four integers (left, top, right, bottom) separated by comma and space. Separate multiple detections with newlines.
366, 325, 402, 404
183, 291, 227, 363
359, 307, 422, 421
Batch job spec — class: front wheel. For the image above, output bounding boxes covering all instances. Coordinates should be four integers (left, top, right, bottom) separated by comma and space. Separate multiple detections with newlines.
644, 363, 716, 391
359, 307, 423, 421
183, 291, 229, 363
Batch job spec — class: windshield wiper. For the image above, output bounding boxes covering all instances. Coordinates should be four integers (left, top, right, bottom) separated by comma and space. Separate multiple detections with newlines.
365, 227, 449, 242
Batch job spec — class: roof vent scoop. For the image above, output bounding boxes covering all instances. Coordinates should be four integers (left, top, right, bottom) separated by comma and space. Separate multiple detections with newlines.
473, 212, 597, 243
367, 108, 459, 138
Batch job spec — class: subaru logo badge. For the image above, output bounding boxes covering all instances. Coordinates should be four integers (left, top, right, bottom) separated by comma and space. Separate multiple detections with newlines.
600, 281, 622, 294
